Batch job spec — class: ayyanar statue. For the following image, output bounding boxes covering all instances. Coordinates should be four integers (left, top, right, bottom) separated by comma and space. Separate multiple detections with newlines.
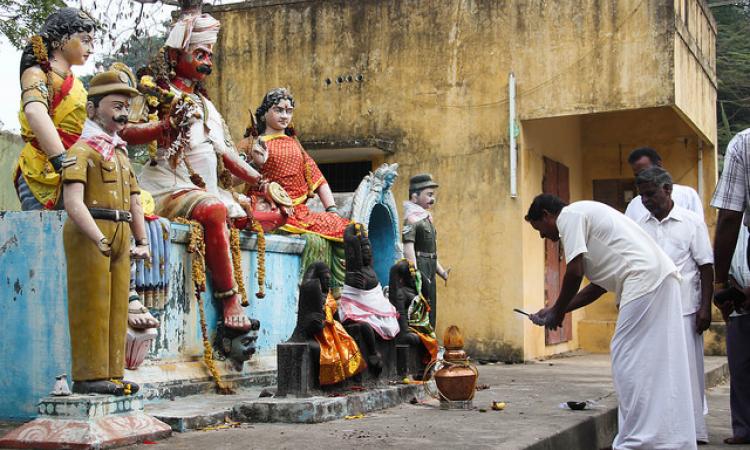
402, 174, 450, 327
120, 3, 261, 333
61, 70, 149, 395
15, 8, 96, 210
240, 88, 350, 287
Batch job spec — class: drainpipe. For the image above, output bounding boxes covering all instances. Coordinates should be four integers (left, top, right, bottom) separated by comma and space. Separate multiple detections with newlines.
697, 140, 704, 198
509, 72, 518, 198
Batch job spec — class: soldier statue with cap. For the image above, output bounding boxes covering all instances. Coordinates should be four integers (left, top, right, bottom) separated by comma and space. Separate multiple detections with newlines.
402, 174, 450, 327
61, 70, 150, 395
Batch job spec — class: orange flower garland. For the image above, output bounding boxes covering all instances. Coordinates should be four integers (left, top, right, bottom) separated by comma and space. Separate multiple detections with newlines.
229, 227, 249, 307
173, 218, 234, 395
252, 220, 266, 299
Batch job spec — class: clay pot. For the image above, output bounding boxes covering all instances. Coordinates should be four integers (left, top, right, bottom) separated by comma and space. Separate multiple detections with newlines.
434, 363, 477, 401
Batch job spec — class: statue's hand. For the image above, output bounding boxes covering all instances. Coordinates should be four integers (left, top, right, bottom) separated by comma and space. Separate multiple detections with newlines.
131, 244, 150, 261
303, 312, 325, 336
97, 237, 112, 257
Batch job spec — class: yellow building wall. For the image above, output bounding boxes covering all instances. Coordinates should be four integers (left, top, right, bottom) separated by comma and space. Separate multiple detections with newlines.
207, 0, 716, 360
577, 106, 717, 352
520, 116, 586, 358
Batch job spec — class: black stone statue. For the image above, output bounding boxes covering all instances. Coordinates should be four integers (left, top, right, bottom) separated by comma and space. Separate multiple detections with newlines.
341, 224, 385, 376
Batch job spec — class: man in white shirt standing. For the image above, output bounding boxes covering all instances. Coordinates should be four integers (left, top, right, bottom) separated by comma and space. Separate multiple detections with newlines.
625, 147, 704, 220
526, 194, 696, 450
634, 167, 714, 445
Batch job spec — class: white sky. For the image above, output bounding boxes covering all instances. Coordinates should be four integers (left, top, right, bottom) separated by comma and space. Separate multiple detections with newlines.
0, 0, 179, 133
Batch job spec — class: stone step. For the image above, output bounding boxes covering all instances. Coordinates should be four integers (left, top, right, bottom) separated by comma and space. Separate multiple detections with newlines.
146, 388, 265, 432
146, 383, 425, 431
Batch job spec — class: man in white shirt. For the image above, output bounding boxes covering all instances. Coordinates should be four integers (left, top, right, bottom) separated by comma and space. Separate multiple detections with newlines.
634, 167, 714, 444
624, 147, 704, 220
526, 194, 696, 450
711, 128, 750, 445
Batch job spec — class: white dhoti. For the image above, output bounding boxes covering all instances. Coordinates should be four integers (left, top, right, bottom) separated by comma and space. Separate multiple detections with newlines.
611, 276, 697, 450
683, 312, 708, 443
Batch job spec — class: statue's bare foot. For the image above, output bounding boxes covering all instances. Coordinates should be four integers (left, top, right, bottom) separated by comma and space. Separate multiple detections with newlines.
223, 295, 253, 332
128, 298, 160, 329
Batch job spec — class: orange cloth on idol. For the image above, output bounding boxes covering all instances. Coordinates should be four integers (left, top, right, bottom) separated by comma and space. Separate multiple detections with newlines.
260, 134, 350, 241
315, 294, 366, 385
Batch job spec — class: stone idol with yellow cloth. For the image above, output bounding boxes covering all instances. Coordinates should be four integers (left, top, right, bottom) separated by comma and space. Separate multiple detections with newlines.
14, 8, 96, 210
286, 262, 365, 387
61, 70, 151, 395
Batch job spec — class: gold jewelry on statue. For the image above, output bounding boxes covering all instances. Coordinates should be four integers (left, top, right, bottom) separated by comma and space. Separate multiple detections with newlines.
213, 286, 238, 300
714, 281, 728, 291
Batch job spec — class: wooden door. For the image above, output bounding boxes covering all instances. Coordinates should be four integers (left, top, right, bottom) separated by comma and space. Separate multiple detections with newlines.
543, 157, 572, 344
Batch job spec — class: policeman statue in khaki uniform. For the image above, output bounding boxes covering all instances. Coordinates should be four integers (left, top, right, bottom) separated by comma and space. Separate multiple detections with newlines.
402, 174, 450, 328
62, 70, 149, 395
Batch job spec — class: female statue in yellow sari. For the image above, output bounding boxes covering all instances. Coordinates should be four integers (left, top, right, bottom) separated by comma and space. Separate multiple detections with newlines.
15, 8, 96, 210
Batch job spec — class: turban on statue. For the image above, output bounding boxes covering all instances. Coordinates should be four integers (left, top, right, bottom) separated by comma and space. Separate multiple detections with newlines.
165, 13, 220, 51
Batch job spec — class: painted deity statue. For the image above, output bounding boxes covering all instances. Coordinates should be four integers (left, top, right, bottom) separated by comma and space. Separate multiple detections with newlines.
119, 6, 261, 334
14, 8, 96, 210
402, 174, 450, 327
61, 70, 149, 395
240, 88, 350, 287
288, 262, 365, 386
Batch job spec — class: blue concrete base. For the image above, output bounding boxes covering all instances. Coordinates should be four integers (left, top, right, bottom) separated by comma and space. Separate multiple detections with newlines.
0, 211, 304, 420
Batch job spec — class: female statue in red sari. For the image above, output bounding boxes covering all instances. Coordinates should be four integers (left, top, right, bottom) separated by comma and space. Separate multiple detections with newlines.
246, 88, 350, 285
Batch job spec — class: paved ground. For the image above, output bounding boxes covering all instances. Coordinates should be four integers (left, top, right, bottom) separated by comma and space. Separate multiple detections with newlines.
0, 353, 740, 449
704, 383, 749, 450
120, 354, 738, 450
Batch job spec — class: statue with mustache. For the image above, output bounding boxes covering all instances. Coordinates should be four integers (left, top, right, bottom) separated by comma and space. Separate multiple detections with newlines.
60, 70, 149, 395
119, 0, 263, 345
402, 174, 450, 328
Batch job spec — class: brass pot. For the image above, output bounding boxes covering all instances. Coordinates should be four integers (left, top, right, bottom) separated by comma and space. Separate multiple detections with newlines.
434, 362, 478, 401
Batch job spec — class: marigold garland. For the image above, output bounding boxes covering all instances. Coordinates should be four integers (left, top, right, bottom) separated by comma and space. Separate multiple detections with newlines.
173, 218, 234, 394
30, 35, 54, 117
252, 220, 266, 299
229, 227, 249, 307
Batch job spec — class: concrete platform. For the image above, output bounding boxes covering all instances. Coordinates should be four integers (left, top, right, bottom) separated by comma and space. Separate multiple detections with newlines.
120, 353, 728, 450
147, 384, 425, 431
0, 394, 171, 450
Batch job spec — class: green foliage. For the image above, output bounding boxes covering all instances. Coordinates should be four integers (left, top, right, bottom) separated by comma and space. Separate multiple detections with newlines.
0, 0, 65, 48
79, 32, 166, 87
715, 3, 750, 153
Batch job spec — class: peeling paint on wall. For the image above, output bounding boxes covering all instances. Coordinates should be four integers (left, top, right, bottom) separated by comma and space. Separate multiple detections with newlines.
0, 213, 303, 420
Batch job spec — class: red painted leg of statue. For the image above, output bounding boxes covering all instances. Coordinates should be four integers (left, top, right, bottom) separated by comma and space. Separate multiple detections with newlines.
191, 199, 252, 332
